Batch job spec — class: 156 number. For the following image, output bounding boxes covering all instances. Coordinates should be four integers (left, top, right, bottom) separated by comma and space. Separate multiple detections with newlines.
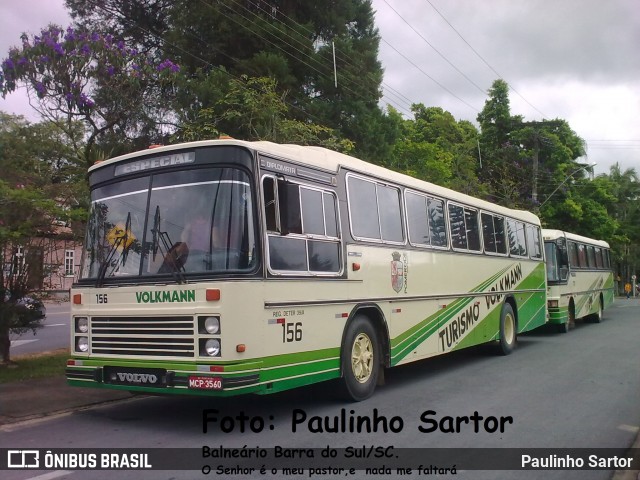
282, 322, 302, 343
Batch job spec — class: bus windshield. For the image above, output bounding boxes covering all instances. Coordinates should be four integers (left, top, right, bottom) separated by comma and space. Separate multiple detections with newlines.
80, 167, 257, 281
544, 242, 559, 282
544, 240, 568, 283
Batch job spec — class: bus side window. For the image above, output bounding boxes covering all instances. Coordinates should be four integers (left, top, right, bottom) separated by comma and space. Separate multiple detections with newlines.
507, 219, 527, 257
526, 225, 543, 259
557, 238, 569, 280
449, 204, 467, 249
278, 180, 302, 235
481, 213, 497, 253
263, 177, 279, 232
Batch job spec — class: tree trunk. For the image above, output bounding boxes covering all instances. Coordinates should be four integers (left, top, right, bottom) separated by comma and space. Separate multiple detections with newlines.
0, 328, 11, 364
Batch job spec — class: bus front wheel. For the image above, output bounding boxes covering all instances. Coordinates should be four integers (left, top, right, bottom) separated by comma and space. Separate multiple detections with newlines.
340, 315, 380, 402
497, 303, 517, 355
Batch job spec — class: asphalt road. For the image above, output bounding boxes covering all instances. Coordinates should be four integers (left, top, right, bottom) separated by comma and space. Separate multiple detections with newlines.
9, 301, 70, 356
2, 299, 639, 480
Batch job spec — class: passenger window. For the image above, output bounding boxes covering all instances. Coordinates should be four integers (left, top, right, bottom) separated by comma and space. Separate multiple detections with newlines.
595, 248, 603, 269
449, 203, 480, 252
577, 244, 587, 268
264, 179, 341, 274
301, 188, 324, 235
378, 185, 403, 242
263, 177, 278, 232
482, 213, 497, 253
526, 225, 542, 259
406, 192, 430, 246
449, 204, 467, 249
568, 242, 579, 267
586, 246, 596, 268
507, 219, 527, 256
494, 216, 507, 254
348, 176, 380, 239
465, 209, 481, 251
347, 176, 403, 243
323, 193, 338, 238
428, 198, 447, 247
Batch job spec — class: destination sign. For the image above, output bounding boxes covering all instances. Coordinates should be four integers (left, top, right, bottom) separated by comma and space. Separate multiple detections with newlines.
115, 152, 196, 176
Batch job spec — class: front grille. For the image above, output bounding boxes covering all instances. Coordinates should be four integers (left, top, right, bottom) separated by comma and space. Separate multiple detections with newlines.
91, 316, 195, 357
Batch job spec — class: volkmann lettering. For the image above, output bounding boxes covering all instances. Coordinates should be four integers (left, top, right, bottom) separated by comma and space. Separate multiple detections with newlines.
485, 263, 523, 309
135, 289, 196, 304
439, 263, 523, 351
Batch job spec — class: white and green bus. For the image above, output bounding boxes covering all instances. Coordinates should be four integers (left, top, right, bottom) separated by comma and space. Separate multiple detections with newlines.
542, 229, 614, 333
66, 140, 547, 401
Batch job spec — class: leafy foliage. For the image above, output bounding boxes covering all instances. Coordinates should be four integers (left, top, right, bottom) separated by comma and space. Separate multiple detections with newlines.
0, 25, 181, 168
0, 114, 73, 362
2, 4, 640, 286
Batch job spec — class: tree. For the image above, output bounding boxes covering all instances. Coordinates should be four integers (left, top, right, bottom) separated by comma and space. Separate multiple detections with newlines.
604, 164, 640, 281
0, 25, 181, 169
388, 105, 484, 194
67, 0, 388, 161
0, 113, 80, 364
477, 80, 587, 210
173, 74, 354, 152
476, 79, 525, 206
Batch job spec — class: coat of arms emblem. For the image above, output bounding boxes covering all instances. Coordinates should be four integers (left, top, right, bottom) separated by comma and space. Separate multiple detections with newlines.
391, 251, 404, 293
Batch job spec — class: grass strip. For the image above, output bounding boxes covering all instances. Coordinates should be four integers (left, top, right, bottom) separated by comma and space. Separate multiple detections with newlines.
0, 348, 69, 384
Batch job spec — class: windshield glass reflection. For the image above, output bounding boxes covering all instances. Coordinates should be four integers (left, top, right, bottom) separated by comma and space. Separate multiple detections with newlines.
80, 167, 256, 281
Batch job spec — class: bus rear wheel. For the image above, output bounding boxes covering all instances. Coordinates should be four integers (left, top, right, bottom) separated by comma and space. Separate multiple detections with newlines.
591, 299, 603, 323
497, 303, 516, 355
340, 315, 380, 402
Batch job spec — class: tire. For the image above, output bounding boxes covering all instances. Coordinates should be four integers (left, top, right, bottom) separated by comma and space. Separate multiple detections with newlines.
497, 303, 517, 356
340, 315, 380, 402
557, 321, 569, 334
568, 301, 576, 328
591, 299, 603, 323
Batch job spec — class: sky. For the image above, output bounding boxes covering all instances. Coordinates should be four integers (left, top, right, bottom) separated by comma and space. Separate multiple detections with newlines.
1, 0, 639, 175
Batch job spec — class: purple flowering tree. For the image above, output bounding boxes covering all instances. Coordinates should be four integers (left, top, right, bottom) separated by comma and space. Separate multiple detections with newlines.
0, 25, 180, 168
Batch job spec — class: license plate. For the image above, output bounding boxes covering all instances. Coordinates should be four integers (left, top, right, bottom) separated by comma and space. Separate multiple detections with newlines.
188, 376, 223, 390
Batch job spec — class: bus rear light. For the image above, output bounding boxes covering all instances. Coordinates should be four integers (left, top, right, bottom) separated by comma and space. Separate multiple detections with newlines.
352, 262, 361, 271
236, 344, 246, 353
206, 289, 221, 301
73, 294, 82, 305
209, 366, 224, 372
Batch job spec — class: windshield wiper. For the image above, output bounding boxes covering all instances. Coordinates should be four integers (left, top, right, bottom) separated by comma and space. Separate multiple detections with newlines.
150, 205, 187, 284
96, 212, 133, 287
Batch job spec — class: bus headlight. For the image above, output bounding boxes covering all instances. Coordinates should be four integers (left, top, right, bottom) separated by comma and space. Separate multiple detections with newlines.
202, 339, 221, 357
548, 300, 559, 308
200, 316, 220, 334
76, 336, 89, 353
76, 317, 89, 333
